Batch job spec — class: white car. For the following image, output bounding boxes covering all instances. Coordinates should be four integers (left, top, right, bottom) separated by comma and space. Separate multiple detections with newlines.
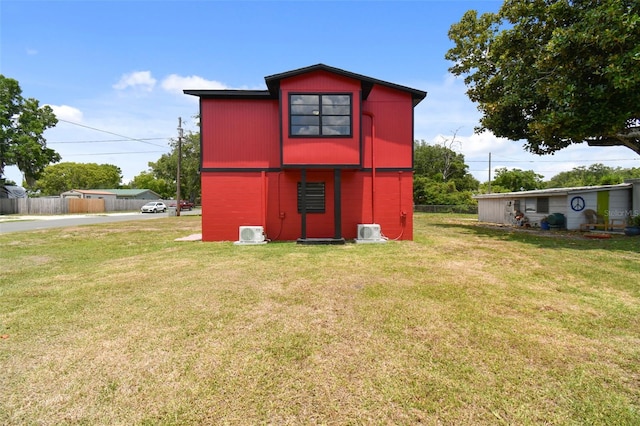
141, 201, 167, 213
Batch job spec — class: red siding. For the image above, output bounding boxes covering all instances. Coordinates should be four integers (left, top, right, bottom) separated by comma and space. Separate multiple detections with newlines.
197, 68, 419, 242
361, 86, 414, 169
340, 171, 413, 240
201, 169, 413, 241
280, 71, 361, 166
201, 172, 266, 241
265, 170, 337, 240
201, 99, 280, 169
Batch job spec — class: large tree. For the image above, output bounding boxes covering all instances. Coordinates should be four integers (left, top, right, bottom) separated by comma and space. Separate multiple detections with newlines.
414, 139, 478, 191
128, 171, 174, 199
145, 130, 200, 202
546, 163, 640, 187
492, 167, 544, 192
0, 75, 60, 184
413, 139, 479, 205
34, 162, 122, 196
446, 0, 640, 155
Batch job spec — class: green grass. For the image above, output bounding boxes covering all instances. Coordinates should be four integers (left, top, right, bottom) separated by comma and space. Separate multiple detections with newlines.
1, 214, 639, 425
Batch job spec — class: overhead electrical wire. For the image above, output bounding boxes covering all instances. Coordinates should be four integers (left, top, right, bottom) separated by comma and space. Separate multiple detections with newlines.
64, 151, 167, 156
465, 157, 639, 164
57, 119, 170, 148
48, 137, 169, 144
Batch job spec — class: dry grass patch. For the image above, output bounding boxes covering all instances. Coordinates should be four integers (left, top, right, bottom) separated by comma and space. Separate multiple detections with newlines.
1, 214, 639, 424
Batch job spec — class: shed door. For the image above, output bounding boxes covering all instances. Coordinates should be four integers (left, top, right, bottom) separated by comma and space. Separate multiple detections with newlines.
597, 191, 609, 224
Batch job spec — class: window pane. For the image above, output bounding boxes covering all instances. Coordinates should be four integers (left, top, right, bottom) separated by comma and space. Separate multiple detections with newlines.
322, 126, 350, 135
322, 116, 349, 126
291, 116, 319, 126
291, 95, 319, 105
291, 105, 320, 115
322, 95, 350, 105
322, 105, 350, 115
525, 198, 537, 213
537, 197, 549, 213
291, 125, 320, 135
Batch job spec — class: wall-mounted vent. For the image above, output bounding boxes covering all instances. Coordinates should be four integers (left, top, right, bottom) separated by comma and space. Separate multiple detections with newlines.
234, 226, 267, 245
355, 224, 386, 244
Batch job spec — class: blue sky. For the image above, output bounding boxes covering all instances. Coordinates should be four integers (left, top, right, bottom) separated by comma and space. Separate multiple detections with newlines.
2, 0, 638, 186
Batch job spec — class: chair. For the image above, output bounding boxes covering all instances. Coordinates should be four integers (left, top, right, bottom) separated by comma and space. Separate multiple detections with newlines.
583, 209, 599, 224
580, 209, 605, 231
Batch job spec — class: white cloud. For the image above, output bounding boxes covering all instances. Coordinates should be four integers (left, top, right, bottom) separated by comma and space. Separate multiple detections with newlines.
48, 104, 83, 122
113, 71, 157, 91
26, 48, 38, 55
161, 74, 229, 95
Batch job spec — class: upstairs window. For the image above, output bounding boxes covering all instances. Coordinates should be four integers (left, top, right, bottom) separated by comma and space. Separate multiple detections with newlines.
290, 94, 351, 137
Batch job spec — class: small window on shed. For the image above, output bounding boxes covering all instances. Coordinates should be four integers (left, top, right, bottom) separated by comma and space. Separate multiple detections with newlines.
297, 182, 325, 213
537, 197, 549, 214
525, 198, 537, 213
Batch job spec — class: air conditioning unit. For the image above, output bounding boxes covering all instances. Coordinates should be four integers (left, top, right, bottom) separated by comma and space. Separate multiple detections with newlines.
234, 226, 267, 245
355, 224, 386, 244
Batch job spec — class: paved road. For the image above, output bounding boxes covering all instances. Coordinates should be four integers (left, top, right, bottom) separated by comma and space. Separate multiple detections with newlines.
0, 210, 200, 234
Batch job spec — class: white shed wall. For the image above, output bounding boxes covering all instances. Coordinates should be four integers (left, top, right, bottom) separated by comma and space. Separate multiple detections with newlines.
565, 192, 597, 230
477, 199, 507, 224
609, 189, 632, 220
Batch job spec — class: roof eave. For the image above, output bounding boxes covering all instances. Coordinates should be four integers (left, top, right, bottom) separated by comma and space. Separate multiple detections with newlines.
264, 63, 427, 106
183, 90, 276, 100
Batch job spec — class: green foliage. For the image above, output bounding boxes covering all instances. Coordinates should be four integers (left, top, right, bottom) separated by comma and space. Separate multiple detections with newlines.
413, 140, 479, 205
492, 167, 544, 192
144, 131, 201, 202
413, 175, 476, 206
547, 163, 640, 188
127, 170, 174, 199
478, 183, 512, 194
446, 0, 640, 156
34, 162, 123, 196
0, 75, 60, 185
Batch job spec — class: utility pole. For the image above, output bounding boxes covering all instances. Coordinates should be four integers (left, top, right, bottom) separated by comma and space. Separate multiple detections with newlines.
176, 117, 183, 217
488, 152, 492, 194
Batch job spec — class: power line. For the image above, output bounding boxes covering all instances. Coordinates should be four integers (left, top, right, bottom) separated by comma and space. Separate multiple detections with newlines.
57, 119, 169, 148
465, 158, 639, 163
63, 151, 167, 156
48, 137, 170, 144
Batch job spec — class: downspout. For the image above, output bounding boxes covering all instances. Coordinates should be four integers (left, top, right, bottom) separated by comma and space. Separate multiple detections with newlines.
363, 111, 376, 223
261, 171, 267, 230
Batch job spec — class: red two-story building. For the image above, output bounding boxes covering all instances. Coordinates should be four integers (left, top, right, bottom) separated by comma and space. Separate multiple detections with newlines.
184, 64, 426, 243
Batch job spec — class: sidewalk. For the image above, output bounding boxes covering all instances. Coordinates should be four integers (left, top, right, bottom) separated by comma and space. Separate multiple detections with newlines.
0, 212, 141, 222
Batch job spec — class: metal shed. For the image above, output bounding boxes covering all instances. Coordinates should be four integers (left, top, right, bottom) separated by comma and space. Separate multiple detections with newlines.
474, 182, 637, 231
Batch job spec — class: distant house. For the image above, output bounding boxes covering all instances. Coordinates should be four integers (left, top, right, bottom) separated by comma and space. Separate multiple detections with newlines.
185, 63, 427, 243
61, 189, 117, 200
475, 180, 640, 230
98, 189, 162, 200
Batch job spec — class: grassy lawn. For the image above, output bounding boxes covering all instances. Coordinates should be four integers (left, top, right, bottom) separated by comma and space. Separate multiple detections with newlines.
1, 213, 639, 425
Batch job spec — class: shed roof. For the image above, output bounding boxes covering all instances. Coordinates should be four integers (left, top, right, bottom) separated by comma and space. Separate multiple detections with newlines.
63, 189, 116, 196
98, 189, 161, 197
185, 63, 427, 106
474, 183, 632, 199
